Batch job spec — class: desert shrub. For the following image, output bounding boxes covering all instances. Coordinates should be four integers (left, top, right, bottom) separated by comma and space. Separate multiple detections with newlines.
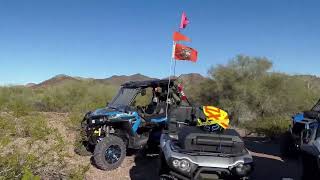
0, 112, 70, 179
0, 116, 16, 146
21, 168, 40, 180
0, 152, 42, 180
240, 116, 291, 138
21, 114, 52, 141
36, 81, 117, 113
0, 87, 35, 117
195, 55, 319, 136
68, 111, 84, 130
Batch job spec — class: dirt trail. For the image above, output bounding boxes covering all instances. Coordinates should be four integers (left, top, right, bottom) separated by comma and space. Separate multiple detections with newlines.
244, 136, 302, 180
45, 114, 302, 180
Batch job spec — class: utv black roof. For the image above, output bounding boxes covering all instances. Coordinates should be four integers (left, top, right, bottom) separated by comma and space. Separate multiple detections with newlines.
121, 78, 176, 89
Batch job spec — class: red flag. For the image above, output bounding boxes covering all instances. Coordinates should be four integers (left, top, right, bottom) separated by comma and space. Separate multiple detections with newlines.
179, 12, 189, 29
173, 32, 191, 42
174, 43, 198, 62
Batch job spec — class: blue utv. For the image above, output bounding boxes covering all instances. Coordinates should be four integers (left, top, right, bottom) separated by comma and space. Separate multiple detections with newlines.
79, 78, 186, 171
280, 99, 320, 157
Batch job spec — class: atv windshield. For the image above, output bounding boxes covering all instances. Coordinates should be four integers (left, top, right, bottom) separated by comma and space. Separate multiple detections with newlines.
108, 87, 140, 108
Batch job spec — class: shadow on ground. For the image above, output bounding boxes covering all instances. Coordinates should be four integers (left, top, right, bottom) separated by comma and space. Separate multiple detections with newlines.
243, 137, 302, 180
129, 152, 160, 180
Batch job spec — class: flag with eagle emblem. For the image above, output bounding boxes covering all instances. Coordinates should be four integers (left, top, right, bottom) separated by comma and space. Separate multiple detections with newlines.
173, 43, 198, 62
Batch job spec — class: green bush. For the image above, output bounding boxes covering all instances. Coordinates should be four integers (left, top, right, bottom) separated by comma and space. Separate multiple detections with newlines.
0, 87, 35, 117
240, 116, 291, 137
0, 152, 42, 180
21, 168, 40, 180
0, 116, 16, 147
194, 55, 319, 136
0, 81, 117, 115
35, 81, 117, 113
21, 114, 52, 141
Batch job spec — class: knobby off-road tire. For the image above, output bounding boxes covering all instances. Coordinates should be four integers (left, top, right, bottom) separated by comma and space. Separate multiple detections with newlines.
93, 135, 126, 171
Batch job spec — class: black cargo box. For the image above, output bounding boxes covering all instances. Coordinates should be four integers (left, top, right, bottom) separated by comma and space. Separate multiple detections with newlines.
178, 126, 245, 154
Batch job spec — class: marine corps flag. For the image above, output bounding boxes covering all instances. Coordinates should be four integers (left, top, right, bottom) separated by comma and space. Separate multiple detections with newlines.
173, 43, 198, 62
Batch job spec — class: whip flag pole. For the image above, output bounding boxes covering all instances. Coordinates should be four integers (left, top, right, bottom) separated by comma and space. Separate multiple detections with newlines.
165, 41, 176, 119
165, 11, 191, 119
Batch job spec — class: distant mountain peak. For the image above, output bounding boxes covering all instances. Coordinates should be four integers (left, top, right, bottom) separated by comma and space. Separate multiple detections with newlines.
98, 73, 153, 85
33, 74, 79, 88
25, 83, 36, 87
28, 73, 207, 89
52, 74, 71, 78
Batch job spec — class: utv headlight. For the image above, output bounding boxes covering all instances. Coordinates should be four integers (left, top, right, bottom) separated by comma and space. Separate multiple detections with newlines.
171, 158, 191, 172
232, 163, 252, 176
108, 114, 117, 119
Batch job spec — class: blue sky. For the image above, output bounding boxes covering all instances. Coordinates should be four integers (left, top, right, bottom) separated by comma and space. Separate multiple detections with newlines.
0, 0, 320, 85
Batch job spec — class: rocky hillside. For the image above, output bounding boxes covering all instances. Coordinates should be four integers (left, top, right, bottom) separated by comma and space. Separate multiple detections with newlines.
179, 73, 207, 86
31, 74, 81, 88
94, 73, 154, 86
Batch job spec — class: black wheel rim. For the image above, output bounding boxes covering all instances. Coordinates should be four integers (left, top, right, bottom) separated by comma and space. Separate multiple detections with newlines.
105, 145, 121, 164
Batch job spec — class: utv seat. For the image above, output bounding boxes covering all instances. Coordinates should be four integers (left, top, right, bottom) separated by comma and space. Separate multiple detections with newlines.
141, 102, 167, 123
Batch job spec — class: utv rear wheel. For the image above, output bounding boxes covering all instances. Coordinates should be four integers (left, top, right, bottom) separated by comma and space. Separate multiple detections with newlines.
93, 135, 126, 171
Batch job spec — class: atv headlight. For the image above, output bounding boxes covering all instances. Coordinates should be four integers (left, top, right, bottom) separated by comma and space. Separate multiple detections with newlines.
171, 158, 191, 172
232, 163, 252, 177
179, 159, 191, 171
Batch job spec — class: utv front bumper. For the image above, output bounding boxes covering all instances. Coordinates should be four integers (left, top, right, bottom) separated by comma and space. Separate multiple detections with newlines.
160, 134, 254, 180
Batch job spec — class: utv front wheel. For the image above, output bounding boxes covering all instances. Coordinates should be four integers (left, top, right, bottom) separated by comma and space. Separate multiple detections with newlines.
93, 135, 126, 171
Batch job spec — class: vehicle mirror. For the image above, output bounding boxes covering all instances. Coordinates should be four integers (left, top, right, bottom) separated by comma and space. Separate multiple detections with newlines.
141, 89, 146, 96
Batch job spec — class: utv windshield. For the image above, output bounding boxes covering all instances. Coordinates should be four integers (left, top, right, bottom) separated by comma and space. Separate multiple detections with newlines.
108, 87, 140, 108
311, 99, 320, 112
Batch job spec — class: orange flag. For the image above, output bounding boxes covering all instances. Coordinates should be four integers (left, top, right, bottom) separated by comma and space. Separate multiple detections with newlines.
173, 32, 191, 42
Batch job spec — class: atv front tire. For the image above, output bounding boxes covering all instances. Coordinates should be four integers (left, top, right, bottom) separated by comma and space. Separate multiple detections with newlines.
93, 135, 126, 171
